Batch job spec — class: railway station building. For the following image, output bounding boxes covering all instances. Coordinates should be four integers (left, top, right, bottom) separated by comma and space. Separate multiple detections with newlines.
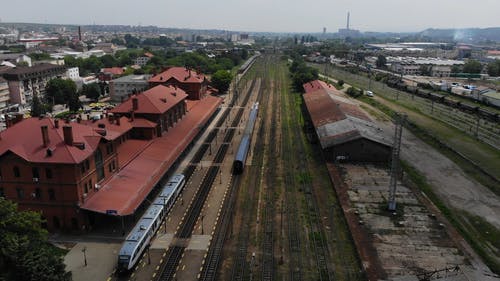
302, 80, 392, 163
148, 66, 217, 100
0, 84, 221, 232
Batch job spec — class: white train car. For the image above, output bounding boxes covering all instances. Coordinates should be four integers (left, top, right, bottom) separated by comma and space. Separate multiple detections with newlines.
117, 174, 186, 271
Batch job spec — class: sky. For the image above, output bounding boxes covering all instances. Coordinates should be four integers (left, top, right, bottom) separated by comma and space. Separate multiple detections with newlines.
1, 0, 499, 33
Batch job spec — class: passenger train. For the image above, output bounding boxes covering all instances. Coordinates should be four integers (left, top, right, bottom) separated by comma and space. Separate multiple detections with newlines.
233, 102, 259, 174
117, 174, 186, 271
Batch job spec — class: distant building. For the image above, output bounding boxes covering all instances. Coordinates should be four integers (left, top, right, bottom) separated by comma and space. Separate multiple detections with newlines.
0, 77, 10, 111
98, 67, 124, 82
149, 67, 215, 100
133, 52, 154, 67
109, 74, 152, 102
66, 67, 80, 81
387, 57, 464, 77
2, 63, 66, 107
302, 80, 392, 162
0, 53, 32, 67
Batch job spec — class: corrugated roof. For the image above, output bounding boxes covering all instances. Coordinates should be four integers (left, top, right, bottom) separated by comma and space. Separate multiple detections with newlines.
149, 66, 206, 84
80, 95, 222, 215
111, 85, 188, 115
302, 81, 391, 149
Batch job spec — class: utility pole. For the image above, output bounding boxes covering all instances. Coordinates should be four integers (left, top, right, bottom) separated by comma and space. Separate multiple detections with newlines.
388, 113, 406, 211
82, 246, 87, 266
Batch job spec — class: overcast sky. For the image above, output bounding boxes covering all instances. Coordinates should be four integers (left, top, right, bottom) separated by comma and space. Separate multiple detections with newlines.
1, 0, 499, 33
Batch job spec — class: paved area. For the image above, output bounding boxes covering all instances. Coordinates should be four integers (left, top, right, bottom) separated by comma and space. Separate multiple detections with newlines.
64, 242, 121, 281
342, 164, 466, 278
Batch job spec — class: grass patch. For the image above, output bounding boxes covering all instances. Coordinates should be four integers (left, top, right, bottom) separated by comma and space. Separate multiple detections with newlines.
402, 161, 500, 274
357, 96, 500, 196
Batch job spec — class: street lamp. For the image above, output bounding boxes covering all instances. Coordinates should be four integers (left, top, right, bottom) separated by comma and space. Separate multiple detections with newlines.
82, 246, 87, 266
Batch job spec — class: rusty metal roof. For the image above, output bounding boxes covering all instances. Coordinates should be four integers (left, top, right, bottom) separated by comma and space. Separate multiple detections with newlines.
302, 87, 391, 149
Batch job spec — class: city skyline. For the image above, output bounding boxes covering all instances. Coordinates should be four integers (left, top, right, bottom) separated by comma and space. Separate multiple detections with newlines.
1, 0, 499, 33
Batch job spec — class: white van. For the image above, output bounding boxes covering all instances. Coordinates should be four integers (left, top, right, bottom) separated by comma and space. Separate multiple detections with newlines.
365, 91, 374, 97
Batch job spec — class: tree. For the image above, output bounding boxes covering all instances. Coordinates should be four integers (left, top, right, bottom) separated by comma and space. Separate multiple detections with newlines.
67, 90, 82, 112
80, 83, 101, 101
0, 198, 71, 281
211, 70, 233, 93
46, 78, 77, 105
487, 60, 500, 77
376, 55, 387, 69
462, 59, 483, 74
419, 65, 432, 76
100, 54, 118, 68
30, 94, 47, 117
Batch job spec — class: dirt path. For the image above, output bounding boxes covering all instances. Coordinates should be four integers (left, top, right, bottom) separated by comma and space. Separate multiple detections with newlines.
370, 97, 500, 230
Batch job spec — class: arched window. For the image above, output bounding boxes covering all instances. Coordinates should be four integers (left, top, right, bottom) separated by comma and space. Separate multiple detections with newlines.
13, 166, 20, 178
95, 149, 105, 181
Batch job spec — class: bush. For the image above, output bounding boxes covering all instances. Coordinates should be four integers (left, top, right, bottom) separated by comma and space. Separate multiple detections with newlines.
346, 87, 363, 98
337, 79, 344, 86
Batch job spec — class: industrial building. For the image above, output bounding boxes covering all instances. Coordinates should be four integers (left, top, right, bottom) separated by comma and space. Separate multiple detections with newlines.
303, 80, 392, 162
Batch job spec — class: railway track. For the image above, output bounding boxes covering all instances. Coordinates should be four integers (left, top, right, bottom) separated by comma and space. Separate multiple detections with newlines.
280, 65, 303, 281
261, 57, 278, 281
154, 77, 258, 281
229, 80, 267, 281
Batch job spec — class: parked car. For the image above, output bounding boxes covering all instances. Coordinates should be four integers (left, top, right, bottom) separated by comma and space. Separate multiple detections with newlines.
365, 90, 374, 97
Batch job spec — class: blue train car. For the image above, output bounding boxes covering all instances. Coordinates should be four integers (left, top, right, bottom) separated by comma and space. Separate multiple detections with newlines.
233, 102, 259, 174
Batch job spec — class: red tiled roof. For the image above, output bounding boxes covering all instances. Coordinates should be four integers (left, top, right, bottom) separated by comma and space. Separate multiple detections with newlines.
111, 85, 188, 115
81, 95, 222, 215
487, 50, 500, 56
129, 118, 157, 128
149, 67, 206, 84
0, 118, 102, 164
144, 52, 154, 58
102, 67, 124, 75
81, 116, 132, 141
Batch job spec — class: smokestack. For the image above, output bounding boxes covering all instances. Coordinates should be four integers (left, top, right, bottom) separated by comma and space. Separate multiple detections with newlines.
41, 125, 49, 147
63, 126, 74, 146
132, 97, 138, 111
347, 12, 350, 30
78, 26, 82, 41
54, 119, 59, 128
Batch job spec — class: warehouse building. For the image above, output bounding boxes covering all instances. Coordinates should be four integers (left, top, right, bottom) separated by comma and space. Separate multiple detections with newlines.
303, 80, 392, 163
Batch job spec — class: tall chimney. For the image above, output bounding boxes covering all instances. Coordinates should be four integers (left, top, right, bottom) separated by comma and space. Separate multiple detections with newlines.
132, 97, 138, 111
63, 126, 74, 146
78, 26, 82, 41
54, 119, 59, 128
41, 125, 50, 147
347, 11, 350, 30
